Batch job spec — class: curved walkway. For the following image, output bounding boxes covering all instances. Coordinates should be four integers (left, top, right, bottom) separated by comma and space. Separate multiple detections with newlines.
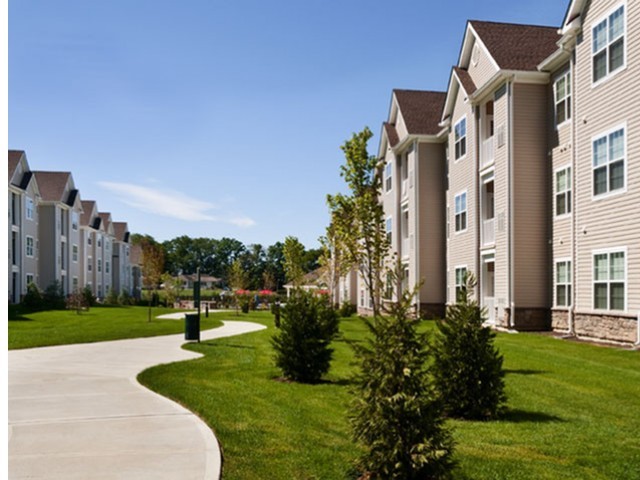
8, 320, 266, 479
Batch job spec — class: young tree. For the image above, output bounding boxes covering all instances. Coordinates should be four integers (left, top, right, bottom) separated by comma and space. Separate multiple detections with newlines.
327, 127, 390, 316
433, 273, 507, 420
271, 289, 340, 383
283, 236, 306, 287
138, 237, 165, 322
350, 283, 455, 479
228, 258, 249, 315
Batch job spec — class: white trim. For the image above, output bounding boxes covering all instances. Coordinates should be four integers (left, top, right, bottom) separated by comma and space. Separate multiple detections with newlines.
25, 235, 34, 258
453, 115, 468, 162
591, 122, 627, 200
554, 164, 572, 219
591, 246, 627, 312
591, 2, 627, 88
553, 69, 572, 129
554, 258, 573, 308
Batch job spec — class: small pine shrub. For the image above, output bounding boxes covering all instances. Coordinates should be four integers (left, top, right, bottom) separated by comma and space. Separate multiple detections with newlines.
118, 289, 133, 305
433, 274, 506, 420
22, 282, 44, 310
105, 288, 119, 305
350, 289, 455, 479
43, 281, 66, 310
272, 289, 340, 383
338, 301, 356, 318
82, 286, 96, 308
66, 289, 89, 313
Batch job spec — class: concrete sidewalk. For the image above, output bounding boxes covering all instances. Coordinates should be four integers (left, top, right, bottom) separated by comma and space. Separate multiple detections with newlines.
8, 320, 266, 479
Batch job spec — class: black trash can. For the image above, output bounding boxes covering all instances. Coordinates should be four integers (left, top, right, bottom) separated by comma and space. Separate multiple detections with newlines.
185, 313, 200, 342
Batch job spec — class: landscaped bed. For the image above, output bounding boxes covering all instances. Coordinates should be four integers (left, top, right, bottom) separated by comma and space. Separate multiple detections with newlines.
8, 305, 223, 349
138, 311, 640, 480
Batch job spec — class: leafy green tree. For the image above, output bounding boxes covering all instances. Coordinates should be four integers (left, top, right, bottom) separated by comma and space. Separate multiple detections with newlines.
271, 290, 340, 383
265, 241, 286, 290
350, 285, 455, 479
327, 127, 390, 316
136, 236, 165, 322
22, 282, 44, 310
283, 236, 306, 287
433, 273, 507, 420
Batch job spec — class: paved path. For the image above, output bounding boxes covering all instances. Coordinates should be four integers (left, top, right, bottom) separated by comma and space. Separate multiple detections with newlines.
8, 320, 266, 479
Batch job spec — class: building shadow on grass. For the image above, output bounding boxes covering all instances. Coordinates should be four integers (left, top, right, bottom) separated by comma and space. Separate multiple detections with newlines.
197, 342, 255, 350
504, 368, 548, 376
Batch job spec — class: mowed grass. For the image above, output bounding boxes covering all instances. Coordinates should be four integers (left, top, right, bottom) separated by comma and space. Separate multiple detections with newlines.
137, 312, 640, 479
8, 305, 223, 349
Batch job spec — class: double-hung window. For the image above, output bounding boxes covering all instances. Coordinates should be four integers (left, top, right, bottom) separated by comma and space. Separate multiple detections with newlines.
554, 71, 571, 125
556, 166, 572, 216
385, 162, 393, 192
454, 117, 467, 160
26, 236, 34, 257
593, 4, 625, 83
26, 198, 34, 220
455, 267, 467, 303
593, 249, 626, 311
385, 217, 392, 244
593, 127, 625, 196
454, 192, 467, 232
555, 260, 572, 307
72, 245, 78, 263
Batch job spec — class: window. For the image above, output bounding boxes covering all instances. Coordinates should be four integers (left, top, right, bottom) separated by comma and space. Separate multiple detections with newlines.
554, 71, 571, 125
593, 4, 625, 83
593, 127, 625, 196
26, 198, 34, 220
455, 267, 467, 302
386, 217, 392, 244
98, 237, 102, 248
385, 162, 393, 192
26, 274, 34, 286
454, 192, 467, 232
72, 245, 78, 263
556, 260, 572, 307
26, 236, 34, 257
88, 237, 92, 246
556, 167, 572, 216
454, 117, 467, 160
72, 212, 79, 231
594, 249, 625, 310
88, 257, 93, 272
72, 277, 79, 290
98, 259, 102, 273
106, 261, 110, 274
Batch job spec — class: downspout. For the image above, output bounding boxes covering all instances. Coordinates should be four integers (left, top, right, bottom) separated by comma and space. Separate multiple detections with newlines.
569, 50, 577, 336
508, 78, 516, 328
636, 311, 640, 346
475, 105, 481, 304
414, 140, 421, 315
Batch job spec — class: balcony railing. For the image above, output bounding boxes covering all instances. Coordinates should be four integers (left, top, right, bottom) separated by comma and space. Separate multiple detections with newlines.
481, 136, 494, 168
482, 218, 495, 246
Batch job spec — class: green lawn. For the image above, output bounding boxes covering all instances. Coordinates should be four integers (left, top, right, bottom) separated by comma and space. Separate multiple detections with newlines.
138, 312, 640, 480
8, 305, 223, 349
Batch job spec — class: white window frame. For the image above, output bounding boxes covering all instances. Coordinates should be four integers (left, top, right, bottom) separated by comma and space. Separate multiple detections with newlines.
72, 244, 79, 263
454, 266, 468, 303
554, 70, 572, 127
26, 273, 34, 286
555, 165, 572, 218
555, 259, 572, 307
592, 3, 626, 86
592, 247, 627, 312
72, 211, 79, 231
385, 217, 392, 244
384, 162, 393, 192
88, 256, 93, 272
98, 259, 102, 273
106, 261, 110, 274
26, 197, 34, 221
454, 191, 468, 233
454, 116, 467, 161
25, 236, 34, 258
592, 124, 626, 199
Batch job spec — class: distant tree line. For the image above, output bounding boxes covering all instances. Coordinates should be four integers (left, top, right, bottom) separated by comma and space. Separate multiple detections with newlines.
130, 234, 322, 291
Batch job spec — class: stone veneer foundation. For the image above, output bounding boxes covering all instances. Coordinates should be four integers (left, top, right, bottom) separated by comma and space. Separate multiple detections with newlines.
573, 312, 637, 344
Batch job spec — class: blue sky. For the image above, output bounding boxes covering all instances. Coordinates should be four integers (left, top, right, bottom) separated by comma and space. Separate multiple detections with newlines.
9, 0, 568, 248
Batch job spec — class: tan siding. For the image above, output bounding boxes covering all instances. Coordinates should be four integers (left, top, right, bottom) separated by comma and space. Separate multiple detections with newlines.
574, 0, 640, 314
467, 38, 499, 89
447, 86, 477, 302
418, 142, 446, 304
512, 83, 551, 308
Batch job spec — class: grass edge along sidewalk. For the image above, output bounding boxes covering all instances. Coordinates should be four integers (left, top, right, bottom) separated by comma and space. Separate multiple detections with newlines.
138, 311, 640, 480
8, 305, 224, 349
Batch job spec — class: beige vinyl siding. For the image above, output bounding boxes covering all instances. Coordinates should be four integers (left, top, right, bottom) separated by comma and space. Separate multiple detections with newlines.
37, 204, 58, 290
447, 86, 477, 303
418, 142, 446, 304
573, 0, 640, 314
512, 83, 551, 308
395, 107, 409, 140
492, 84, 510, 320
467, 38, 499, 89
381, 145, 397, 257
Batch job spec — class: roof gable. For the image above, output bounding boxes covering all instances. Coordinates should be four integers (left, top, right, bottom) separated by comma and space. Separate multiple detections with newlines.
32, 171, 75, 203
8, 150, 25, 182
393, 89, 447, 137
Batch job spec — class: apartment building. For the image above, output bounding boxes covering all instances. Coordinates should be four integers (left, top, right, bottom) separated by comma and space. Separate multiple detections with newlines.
540, 0, 640, 343
379, 89, 447, 317
366, 0, 638, 344
32, 171, 83, 296
8, 150, 40, 303
7, 150, 134, 302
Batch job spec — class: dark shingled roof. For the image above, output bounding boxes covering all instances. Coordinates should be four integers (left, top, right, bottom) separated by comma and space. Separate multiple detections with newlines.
454, 67, 477, 95
393, 89, 447, 136
470, 20, 561, 71
32, 171, 72, 202
113, 222, 129, 242
81, 200, 96, 227
383, 122, 400, 148
8, 150, 24, 180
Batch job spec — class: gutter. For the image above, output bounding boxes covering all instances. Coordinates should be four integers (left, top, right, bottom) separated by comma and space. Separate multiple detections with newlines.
508, 77, 515, 328
569, 49, 577, 336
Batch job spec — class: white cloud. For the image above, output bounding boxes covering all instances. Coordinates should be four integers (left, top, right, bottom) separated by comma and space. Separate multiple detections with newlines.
98, 181, 255, 227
